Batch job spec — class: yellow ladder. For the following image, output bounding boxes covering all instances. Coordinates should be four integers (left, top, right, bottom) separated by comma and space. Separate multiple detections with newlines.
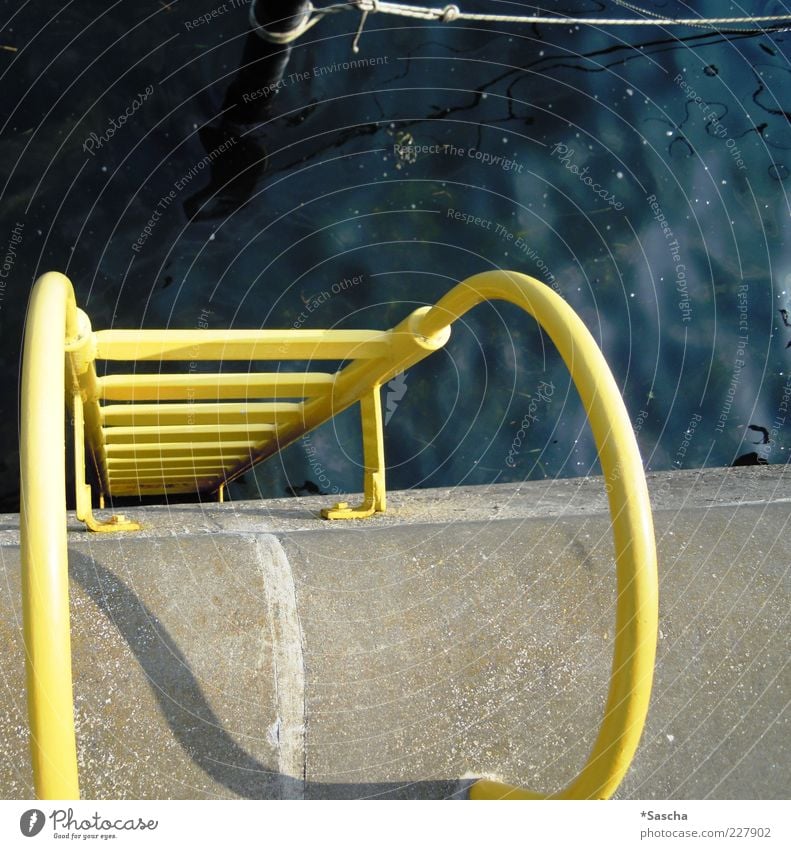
20, 269, 658, 800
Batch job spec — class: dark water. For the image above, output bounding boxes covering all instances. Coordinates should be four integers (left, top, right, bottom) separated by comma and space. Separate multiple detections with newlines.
1, 0, 789, 510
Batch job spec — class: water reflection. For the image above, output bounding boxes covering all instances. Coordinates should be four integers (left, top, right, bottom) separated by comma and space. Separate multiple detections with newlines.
0, 1, 788, 510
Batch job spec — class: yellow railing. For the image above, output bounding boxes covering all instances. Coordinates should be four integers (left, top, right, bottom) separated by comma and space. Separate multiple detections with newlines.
20, 269, 658, 800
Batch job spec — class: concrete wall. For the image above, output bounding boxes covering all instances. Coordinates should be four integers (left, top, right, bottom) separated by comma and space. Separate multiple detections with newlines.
1, 467, 788, 799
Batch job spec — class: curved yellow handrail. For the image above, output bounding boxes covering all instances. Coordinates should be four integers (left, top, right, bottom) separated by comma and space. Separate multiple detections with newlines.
415, 271, 658, 799
19, 269, 656, 800
20, 271, 81, 799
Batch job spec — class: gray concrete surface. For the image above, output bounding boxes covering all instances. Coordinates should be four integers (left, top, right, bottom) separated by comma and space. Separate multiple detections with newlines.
0, 466, 788, 799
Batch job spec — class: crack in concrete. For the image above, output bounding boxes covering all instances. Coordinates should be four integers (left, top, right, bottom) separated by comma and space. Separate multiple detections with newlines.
252, 533, 306, 799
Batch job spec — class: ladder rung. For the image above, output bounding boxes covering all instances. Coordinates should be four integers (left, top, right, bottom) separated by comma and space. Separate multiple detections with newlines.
106, 456, 246, 469
105, 441, 255, 457
102, 425, 275, 444
109, 485, 212, 495
107, 483, 215, 493
101, 402, 302, 427
107, 469, 226, 482
108, 462, 232, 474
97, 371, 336, 401
94, 329, 390, 361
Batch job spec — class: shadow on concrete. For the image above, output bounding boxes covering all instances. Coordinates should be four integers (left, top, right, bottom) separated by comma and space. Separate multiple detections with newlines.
69, 549, 472, 800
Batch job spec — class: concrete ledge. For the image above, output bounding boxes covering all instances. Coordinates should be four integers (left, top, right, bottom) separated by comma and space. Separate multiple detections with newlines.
1, 466, 788, 798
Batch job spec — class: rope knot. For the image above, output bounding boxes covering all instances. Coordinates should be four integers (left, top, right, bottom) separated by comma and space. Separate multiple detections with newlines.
250, 1, 317, 45
441, 4, 460, 22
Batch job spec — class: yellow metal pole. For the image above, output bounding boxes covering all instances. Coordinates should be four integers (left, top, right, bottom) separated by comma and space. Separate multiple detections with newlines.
20, 271, 80, 799
220, 307, 451, 491
415, 271, 658, 800
17, 268, 653, 802
67, 308, 110, 502
321, 386, 387, 519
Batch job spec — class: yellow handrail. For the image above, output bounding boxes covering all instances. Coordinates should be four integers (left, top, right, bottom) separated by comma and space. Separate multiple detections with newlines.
419, 272, 658, 799
20, 272, 81, 799
19, 269, 657, 800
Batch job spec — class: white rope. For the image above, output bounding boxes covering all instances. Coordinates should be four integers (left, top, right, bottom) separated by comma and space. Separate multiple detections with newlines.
607, 0, 780, 31
251, 0, 791, 46
249, 2, 345, 45
352, 1, 791, 28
